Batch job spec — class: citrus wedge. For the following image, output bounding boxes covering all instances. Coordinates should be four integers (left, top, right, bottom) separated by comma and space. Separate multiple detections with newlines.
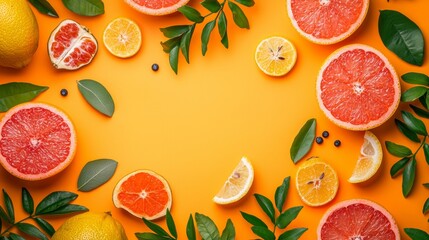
296, 157, 338, 207
255, 36, 297, 77
348, 131, 383, 183
103, 17, 142, 58
213, 156, 254, 205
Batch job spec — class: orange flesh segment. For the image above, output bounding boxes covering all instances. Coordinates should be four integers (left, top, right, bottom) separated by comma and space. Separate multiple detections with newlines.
130, 0, 182, 9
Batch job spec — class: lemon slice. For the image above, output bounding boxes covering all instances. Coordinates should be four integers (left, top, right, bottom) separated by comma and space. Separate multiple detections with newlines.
255, 36, 297, 77
296, 157, 339, 207
103, 17, 142, 58
213, 156, 254, 205
348, 131, 383, 183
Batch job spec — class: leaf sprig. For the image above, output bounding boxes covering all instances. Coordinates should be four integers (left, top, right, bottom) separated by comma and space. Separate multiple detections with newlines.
160, 0, 255, 74
0, 188, 87, 239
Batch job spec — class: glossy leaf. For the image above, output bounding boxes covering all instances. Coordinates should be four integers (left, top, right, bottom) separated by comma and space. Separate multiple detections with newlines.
402, 111, 428, 135
3, 189, 14, 223
202, 20, 216, 56
218, 11, 229, 49
166, 210, 177, 238
21, 188, 34, 215
423, 198, 429, 214
142, 218, 170, 237
220, 219, 235, 240
0, 82, 48, 112
195, 213, 220, 240
276, 206, 303, 229
420, 93, 429, 109
135, 232, 171, 240
0, 206, 12, 224
402, 72, 429, 86
186, 214, 196, 240
410, 105, 429, 119
161, 37, 181, 53
35, 191, 78, 215
278, 228, 308, 240
251, 226, 275, 240
77, 159, 118, 192
274, 177, 290, 212
180, 26, 195, 63
228, 1, 249, 29
390, 157, 410, 177
404, 228, 429, 240
77, 79, 115, 117
401, 86, 428, 102
235, 0, 255, 7
254, 194, 275, 224
240, 211, 268, 228
8, 233, 25, 240
178, 6, 204, 23
16, 223, 48, 240
385, 141, 412, 157
62, 0, 104, 16
395, 119, 420, 143
28, 0, 59, 17
403, 157, 416, 197
34, 218, 55, 237
379, 10, 424, 66
169, 45, 180, 74
160, 25, 190, 38
45, 204, 87, 215
201, 0, 221, 12
290, 118, 316, 163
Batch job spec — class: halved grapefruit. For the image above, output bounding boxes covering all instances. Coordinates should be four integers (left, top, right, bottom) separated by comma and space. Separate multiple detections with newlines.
124, 0, 190, 16
316, 44, 400, 131
0, 103, 76, 181
317, 199, 400, 240
286, 0, 370, 44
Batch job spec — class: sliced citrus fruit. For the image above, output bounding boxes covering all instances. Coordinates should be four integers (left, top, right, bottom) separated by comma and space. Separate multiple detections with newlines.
317, 199, 400, 239
103, 17, 142, 58
213, 156, 254, 205
0, 103, 76, 181
113, 170, 172, 220
349, 131, 383, 183
124, 0, 190, 16
255, 36, 297, 77
286, 0, 370, 44
317, 44, 400, 131
295, 157, 338, 207
48, 19, 98, 70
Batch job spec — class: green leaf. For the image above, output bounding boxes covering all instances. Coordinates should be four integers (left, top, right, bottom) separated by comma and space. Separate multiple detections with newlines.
218, 11, 229, 49
278, 228, 308, 240
402, 111, 428, 135
44, 204, 87, 215
220, 219, 235, 240
410, 105, 429, 119
290, 118, 316, 163
378, 10, 424, 66
160, 25, 190, 38
0, 206, 12, 224
423, 198, 429, 214
21, 188, 34, 215
0, 82, 48, 112
424, 143, 429, 165
254, 194, 275, 224
402, 87, 428, 102
77, 159, 118, 192
195, 213, 220, 240
276, 206, 303, 229
3, 189, 14, 223
161, 37, 181, 53
166, 210, 177, 238
201, 0, 221, 13
178, 6, 204, 23
390, 157, 410, 177
143, 218, 171, 238
202, 20, 216, 56
62, 0, 104, 16
251, 226, 275, 240
28, 0, 59, 17
227, 1, 249, 29
420, 93, 429, 109
169, 45, 180, 75
404, 228, 429, 240
180, 26, 195, 63
385, 141, 412, 157
186, 214, 196, 240
77, 79, 115, 117
423, 183, 429, 189
240, 211, 268, 228
395, 119, 420, 143
35, 191, 78, 215
135, 232, 172, 240
403, 157, 416, 197
234, 0, 255, 7
16, 223, 48, 240
275, 177, 290, 212
402, 72, 429, 86
8, 233, 25, 240
34, 218, 55, 237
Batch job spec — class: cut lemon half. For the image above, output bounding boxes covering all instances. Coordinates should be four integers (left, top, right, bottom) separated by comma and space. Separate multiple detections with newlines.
348, 131, 383, 183
296, 157, 339, 207
255, 36, 297, 77
213, 156, 254, 205
103, 17, 142, 58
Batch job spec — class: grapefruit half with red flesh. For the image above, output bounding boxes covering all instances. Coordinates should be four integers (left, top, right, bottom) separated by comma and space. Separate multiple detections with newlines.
316, 44, 400, 131
124, 0, 190, 16
317, 199, 400, 240
0, 103, 76, 181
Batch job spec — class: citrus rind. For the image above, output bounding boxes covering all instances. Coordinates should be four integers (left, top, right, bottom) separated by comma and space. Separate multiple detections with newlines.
124, 0, 191, 16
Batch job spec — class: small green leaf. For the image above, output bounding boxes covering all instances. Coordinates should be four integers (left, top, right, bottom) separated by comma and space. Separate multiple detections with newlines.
166, 210, 177, 238
401, 87, 428, 102
45, 204, 87, 215
186, 214, 196, 240
278, 228, 308, 240
423, 183, 429, 189
395, 119, 420, 143
201, 0, 221, 12
0, 206, 12, 224
410, 105, 429, 119
62, 0, 104, 16
169, 45, 180, 74
274, 177, 290, 212
178, 6, 204, 23
404, 228, 429, 240
276, 206, 303, 229
402, 72, 429, 86
16, 223, 48, 240
160, 25, 190, 38
403, 157, 416, 197
180, 26, 195, 63
143, 218, 171, 238
77, 159, 118, 192
9, 233, 26, 240
35, 191, 78, 215
21, 188, 34, 215
202, 20, 216, 56
424, 143, 429, 165
402, 111, 428, 135
234, 0, 255, 7
3, 189, 14, 223
135, 232, 171, 240
34, 218, 55, 237
161, 37, 181, 53
77, 79, 115, 117
218, 11, 229, 49
378, 10, 424, 66
227, 1, 250, 29
251, 226, 275, 240
195, 213, 220, 240
240, 211, 268, 228
423, 198, 429, 214
28, 0, 59, 17
390, 157, 410, 177
254, 194, 275, 224
220, 219, 235, 240
385, 141, 412, 157
290, 118, 316, 163
420, 93, 429, 109
0, 82, 48, 112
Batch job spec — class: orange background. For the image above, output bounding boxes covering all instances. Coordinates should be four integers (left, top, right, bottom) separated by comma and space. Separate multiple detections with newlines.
0, 0, 428, 239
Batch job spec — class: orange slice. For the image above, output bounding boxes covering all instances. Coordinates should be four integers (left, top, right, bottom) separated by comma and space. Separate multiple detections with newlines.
103, 17, 142, 58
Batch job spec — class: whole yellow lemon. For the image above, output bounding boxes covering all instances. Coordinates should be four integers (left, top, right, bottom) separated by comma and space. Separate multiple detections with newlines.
51, 212, 128, 240
0, 0, 39, 69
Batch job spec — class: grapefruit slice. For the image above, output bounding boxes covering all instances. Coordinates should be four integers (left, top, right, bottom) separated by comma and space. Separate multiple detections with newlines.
103, 17, 142, 58
0, 103, 76, 181
316, 44, 400, 131
286, 0, 370, 44
124, 0, 190, 16
113, 170, 172, 220
317, 199, 400, 240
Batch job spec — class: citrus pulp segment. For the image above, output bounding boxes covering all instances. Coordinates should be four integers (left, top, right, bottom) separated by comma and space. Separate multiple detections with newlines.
316, 44, 400, 131
0, 103, 76, 181
124, 0, 190, 16
286, 0, 370, 44
295, 157, 338, 207
103, 17, 142, 58
213, 156, 254, 205
317, 199, 400, 240
255, 36, 297, 77
113, 170, 172, 220
349, 131, 383, 183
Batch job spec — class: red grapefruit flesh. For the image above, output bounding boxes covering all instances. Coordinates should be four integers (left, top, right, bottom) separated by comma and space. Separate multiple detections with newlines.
316, 44, 400, 131
0, 103, 76, 181
287, 0, 370, 44
48, 19, 98, 70
317, 199, 400, 240
124, 0, 191, 16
